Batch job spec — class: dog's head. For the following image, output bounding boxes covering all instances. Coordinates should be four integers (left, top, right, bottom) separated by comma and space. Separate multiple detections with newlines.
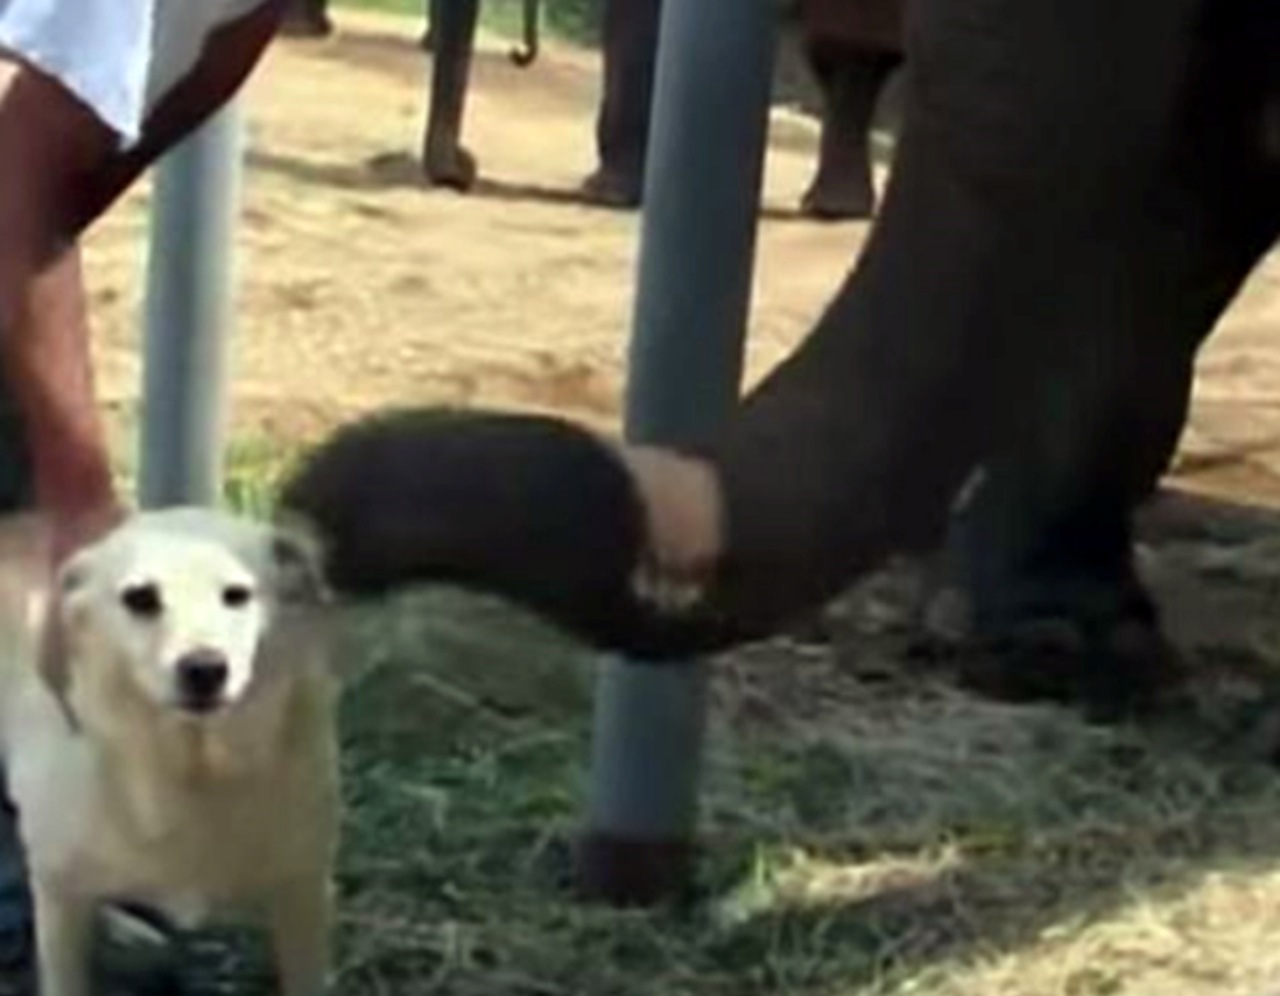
43, 508, 329, 723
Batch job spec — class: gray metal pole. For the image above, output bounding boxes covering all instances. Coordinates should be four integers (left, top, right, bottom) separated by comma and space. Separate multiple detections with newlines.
138, 100, 244, 509
577, 0, 778, 904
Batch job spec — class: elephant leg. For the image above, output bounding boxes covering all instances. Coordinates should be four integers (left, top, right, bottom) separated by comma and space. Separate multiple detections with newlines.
935, 234, 1269, 715
800, 41, 901, 220
422, 0, 479, 190
581, 0, 662, 208
707, 0, 1280, 659
929, 6, 1280, 714
280, 0, 333, 38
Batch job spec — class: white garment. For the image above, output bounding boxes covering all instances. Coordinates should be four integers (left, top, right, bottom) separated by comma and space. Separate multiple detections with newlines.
0, 0, 267, 147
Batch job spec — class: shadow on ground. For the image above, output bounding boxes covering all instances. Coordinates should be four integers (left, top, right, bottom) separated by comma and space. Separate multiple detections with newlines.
273, 19, 902, 215
246, 147, 893, 225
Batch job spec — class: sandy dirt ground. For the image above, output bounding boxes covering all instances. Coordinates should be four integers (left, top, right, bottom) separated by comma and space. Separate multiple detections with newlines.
81, 10, 858, 448
80, 9, 1280, 509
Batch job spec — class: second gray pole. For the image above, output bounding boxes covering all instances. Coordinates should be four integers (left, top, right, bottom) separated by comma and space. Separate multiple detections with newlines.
577, 0, 778, 904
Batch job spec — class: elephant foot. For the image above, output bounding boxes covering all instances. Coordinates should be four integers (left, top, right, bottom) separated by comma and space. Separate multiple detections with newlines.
279, 10, 334, 38
579, 167, 643, 209
916, 581, 1188, 723
800, 176, 876, 221
953, 615, 1185, 723
423, 143, 478, 191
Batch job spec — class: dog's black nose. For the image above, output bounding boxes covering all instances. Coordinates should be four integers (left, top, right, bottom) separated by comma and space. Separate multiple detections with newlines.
175, 650, 230, 711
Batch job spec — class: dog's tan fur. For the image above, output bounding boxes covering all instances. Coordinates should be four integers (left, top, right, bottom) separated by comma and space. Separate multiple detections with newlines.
0, 508, 339, 996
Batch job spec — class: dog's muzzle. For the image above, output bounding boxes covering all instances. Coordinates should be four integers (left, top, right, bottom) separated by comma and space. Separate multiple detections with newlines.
174, 650, 231, 713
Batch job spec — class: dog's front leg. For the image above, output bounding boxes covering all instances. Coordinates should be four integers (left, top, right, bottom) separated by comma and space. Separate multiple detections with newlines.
32, 878, 93, 996
267, 874, 332, 996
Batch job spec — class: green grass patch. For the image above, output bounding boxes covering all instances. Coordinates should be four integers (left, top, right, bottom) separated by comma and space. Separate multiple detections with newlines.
335, 0, 421, 17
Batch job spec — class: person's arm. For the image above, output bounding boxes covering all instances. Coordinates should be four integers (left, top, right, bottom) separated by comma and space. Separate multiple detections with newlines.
0, 66, 119, 561
69, 1, 285, 233
0, 1, 282, 563
7, 249, 115, 559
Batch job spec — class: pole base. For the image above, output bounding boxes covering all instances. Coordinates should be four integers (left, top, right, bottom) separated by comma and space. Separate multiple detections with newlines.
573, 831, 697, 907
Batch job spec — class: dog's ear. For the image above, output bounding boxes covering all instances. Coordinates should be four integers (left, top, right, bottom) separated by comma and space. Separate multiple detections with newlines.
38, 551, 91, 729
268, 519, 331, 608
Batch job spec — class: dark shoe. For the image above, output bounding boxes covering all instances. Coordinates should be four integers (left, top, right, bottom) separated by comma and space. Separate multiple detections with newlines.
0, 903, 183, 995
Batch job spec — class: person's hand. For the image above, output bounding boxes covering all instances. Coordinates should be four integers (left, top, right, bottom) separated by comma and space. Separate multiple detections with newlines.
31, 497, 122, 711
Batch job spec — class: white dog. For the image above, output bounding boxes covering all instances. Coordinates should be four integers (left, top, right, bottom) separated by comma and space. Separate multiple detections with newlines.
0, 508, 340, 996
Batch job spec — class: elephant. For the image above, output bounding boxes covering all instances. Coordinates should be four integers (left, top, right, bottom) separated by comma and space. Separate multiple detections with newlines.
280, 0, 1280, 718
582, 0, 906, 218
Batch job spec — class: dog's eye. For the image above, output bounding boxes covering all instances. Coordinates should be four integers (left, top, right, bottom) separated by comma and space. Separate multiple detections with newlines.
223, 584, 254, 609
121, 583, 163, 618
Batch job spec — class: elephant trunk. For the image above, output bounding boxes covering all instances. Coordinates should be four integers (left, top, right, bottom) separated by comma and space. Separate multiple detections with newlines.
273, 294, 1001, 659
277, 411, 738, 659
277, 19, 1077, 657
274, 243, 1011, 660
510, 0, 540, 67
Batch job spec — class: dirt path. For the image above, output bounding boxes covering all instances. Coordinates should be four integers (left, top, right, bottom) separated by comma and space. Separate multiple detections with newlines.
81, 10, 855, 447
81, 8, 1279, 505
